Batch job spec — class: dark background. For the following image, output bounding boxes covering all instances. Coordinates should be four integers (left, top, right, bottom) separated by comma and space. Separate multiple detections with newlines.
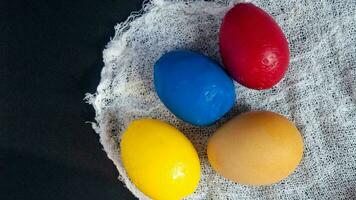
2, 0, 144, 199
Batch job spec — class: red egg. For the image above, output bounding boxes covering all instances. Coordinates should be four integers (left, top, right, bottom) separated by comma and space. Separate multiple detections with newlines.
219, 3, 290, 90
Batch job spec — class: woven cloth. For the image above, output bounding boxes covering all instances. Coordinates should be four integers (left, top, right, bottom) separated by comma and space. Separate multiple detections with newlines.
85, 0, 356, 199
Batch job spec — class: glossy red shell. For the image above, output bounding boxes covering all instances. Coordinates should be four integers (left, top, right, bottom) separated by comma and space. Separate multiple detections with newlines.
219, 3, 290, 90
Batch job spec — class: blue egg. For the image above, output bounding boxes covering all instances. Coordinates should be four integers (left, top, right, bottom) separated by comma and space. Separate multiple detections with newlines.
154, 50, 236, 126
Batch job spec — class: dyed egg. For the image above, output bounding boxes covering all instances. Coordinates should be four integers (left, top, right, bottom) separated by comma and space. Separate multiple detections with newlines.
207, 111, 303, 185
219, 3, 290, 90
120, 119, 200, 200
154, 50, 236, 126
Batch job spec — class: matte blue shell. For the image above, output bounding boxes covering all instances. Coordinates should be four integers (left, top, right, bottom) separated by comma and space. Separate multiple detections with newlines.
154, 50, 236, 126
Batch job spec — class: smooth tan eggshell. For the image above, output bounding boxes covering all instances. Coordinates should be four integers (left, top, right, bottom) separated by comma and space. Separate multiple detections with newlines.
207, 111, 304, 186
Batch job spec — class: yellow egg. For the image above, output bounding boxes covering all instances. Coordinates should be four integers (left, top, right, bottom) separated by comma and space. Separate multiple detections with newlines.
207, 111, 303, 186
120, 119, 200, 200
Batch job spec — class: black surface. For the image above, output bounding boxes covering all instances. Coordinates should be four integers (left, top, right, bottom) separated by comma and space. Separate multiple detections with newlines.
2, 0, 143, 199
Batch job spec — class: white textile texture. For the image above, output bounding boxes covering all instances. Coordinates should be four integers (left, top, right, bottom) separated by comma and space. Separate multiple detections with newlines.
85, 0, 356, 199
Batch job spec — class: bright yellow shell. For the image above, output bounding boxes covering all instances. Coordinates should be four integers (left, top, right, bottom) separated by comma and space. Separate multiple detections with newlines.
120, 119, 201, 200
207, 111, 304, 186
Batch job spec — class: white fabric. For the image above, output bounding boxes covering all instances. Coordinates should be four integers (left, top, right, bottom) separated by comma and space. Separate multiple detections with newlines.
85, 0, 356, 199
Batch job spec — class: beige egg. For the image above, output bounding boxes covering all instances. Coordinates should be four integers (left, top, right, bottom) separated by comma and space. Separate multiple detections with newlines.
207, 111, 304, 185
